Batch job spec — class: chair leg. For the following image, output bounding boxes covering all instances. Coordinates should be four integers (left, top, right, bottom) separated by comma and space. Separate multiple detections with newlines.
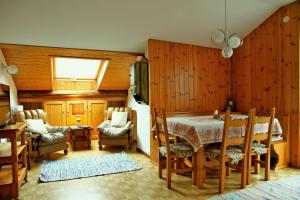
64, 149, 68, 155
226, 166, 231, 176
27, 152, 31, 171
219, 160, 226, 194
158, 154, 163, 178
241, 159, 247, 188
265, 151, 271, 181
166, 157, 172, 189
192, 154, 197, 185
254, 155, 260, 174
247, 154, 252, 185
34, 151, 40, 163
98, 132, 103, 150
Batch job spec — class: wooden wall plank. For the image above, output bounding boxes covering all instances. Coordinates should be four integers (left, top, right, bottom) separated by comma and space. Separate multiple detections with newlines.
0, 44, 139, 91
148, 39, 231, 113
231, 2, 300, 167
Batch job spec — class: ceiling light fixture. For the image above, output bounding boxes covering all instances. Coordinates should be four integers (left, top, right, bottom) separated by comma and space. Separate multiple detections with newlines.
211, 0, 242, 58
0, 63, 18, 75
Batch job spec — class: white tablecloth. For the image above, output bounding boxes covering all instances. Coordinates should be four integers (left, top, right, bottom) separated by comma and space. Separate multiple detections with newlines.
166, 114, 282, 151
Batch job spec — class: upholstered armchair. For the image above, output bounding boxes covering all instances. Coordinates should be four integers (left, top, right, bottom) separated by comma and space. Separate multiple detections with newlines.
97, 107, 136, 150
16, 109, 69, 161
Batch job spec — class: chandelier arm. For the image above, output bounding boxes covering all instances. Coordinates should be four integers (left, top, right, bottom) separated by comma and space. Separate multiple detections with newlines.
225, 0, 228, 43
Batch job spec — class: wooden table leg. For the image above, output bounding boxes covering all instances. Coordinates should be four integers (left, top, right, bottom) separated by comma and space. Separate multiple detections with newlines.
196, 146, 205, 188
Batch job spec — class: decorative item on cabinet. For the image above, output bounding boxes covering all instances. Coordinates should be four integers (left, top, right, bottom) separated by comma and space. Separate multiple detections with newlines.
224, 97, 235, 111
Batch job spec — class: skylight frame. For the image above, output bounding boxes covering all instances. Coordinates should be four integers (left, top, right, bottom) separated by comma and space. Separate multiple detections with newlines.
52, 56, 105, 81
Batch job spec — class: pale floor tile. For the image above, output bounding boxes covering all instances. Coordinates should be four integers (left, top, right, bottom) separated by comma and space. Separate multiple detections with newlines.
18, 141, 300, 200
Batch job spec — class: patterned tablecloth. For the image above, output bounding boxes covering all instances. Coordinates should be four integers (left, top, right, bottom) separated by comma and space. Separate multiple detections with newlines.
166, 114, 282, 152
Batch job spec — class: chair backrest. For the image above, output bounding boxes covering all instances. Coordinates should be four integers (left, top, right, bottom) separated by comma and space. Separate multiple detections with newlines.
250, 107, 275, 148
221, 109, 255, 157
16, 109, 48, 123
105, 107, 135, 122
153, 108, 171, 156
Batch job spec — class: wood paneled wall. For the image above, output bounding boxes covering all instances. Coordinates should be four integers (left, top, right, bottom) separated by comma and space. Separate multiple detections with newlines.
231, 2, 300, 167
53, 80, 98, 91
0, 44, 139, 91
148, 39, 231, 113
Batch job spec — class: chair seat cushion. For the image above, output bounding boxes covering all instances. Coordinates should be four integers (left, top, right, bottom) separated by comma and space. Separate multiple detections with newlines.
205, 144, 244, 165
238, 142, 268, 155
251, 143, 267, 155
40, 132, 66, 143
98, 120, 131, 137
39, 137, 66, 146
159, 143, 194, 158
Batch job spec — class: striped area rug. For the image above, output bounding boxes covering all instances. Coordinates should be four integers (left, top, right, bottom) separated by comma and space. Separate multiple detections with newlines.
210, 175, 300, 200
39, 152, 141, 182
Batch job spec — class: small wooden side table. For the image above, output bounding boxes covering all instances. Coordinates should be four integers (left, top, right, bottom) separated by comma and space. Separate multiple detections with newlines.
70, 126, 93, 150
0, 122, 28, 200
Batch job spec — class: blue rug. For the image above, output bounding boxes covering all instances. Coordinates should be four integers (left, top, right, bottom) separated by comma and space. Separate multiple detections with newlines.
209, 175, 300, 200
39, 152, 141, 182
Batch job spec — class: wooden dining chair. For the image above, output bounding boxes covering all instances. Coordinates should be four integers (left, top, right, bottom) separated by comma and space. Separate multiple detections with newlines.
247, 108, 275, 185
153, 108, 197, 189
204, 109, 255, 194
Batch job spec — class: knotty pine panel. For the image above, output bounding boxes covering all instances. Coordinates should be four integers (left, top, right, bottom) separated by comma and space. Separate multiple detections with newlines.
0, 44, 139, 91
231, 2, 299, 167
148, 39, 231, 113
53, 80, 98, 91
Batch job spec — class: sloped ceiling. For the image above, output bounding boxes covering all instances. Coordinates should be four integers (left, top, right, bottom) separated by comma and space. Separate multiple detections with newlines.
0, 44, 138, 91
0, 0, 296, 53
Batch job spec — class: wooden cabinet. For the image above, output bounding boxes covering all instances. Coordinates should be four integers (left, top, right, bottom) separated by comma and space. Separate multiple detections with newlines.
88, 100, 107, 139
44, 101, 66, 126
66, 101, 88, 126
0, 123, 28, 199
43, 99, 107, 140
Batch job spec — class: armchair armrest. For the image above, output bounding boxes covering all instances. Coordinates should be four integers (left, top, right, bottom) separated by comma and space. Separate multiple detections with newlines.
30, 132, 42, 139
25, 131, 41, 139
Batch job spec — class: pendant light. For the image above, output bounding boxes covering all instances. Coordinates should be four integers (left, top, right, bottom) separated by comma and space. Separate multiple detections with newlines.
211, 0, 242, 58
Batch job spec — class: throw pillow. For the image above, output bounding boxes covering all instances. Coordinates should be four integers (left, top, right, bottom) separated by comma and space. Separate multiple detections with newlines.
111, 111, 128, 127
25, 119, 48, 135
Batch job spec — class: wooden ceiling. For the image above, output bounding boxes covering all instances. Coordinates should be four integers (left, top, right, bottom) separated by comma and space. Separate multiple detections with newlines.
0, 44, 140, 91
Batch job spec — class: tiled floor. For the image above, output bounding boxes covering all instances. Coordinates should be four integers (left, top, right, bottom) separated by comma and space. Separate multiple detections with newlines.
19, 141, 300, 200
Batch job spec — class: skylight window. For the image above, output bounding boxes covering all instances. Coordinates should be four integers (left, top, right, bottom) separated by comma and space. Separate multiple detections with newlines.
54, 57, 102, 80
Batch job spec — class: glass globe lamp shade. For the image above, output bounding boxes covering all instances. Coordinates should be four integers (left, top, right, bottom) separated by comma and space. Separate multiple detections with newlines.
6, 65, 18, 75
221, 46, 233, 58
211, 29, 225, 44
228, 35, 242, 49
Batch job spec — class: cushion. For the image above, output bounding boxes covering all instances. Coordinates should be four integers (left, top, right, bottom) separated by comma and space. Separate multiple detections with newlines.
251, 143, 267, 155
40, 132, 66, 143
111, 111, 128, 127
238, 143, 268, 155
205, 144, 244, 165
41, 125, 69, 143
159, 143, 194, 158
25, 119, 47, 135
98, 120, 131, 136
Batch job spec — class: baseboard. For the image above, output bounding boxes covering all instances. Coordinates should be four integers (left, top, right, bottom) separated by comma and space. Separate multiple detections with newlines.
136, 147, 150, 158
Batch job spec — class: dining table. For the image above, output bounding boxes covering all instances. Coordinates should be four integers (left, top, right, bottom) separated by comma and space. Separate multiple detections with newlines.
165, 114, 283, 187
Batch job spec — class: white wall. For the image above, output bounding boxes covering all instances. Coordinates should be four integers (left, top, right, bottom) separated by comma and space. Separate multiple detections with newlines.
127, 94, 151, 155
0, 49, 18, 107
0, 49, 18, 142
